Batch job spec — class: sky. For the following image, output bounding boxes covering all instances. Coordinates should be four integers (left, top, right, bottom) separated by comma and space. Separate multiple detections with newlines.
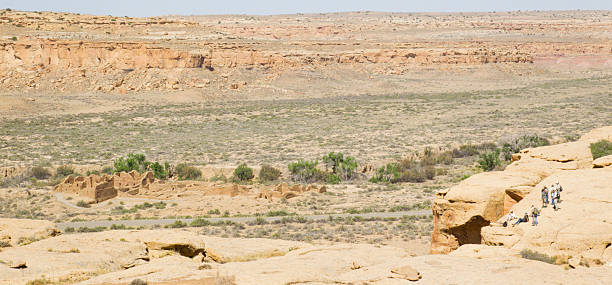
1, 0, 610, 17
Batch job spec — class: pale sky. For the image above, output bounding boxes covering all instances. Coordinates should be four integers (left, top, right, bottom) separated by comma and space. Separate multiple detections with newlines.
1, 0, 610, 17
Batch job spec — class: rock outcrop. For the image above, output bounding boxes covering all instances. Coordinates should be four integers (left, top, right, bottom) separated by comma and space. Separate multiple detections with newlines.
0, 218, 60, 247
1, 38, 205, 71
0, 229, 205, 284
431, 126, 612, 254
480, 168, 612, 266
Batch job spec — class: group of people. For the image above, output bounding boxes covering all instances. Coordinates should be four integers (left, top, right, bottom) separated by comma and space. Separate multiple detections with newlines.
541, 182, 563, 210
502, 182, 564, 227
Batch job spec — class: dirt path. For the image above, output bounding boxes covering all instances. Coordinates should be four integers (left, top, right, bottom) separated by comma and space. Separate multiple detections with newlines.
56, 210, 431, 230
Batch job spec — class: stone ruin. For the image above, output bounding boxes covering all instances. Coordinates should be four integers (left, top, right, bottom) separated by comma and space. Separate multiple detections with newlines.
53, 171, 156, 203
53, 171, 327, 203
258, 183, 326, 200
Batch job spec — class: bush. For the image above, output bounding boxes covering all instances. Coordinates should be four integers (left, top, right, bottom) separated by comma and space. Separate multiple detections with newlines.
114, 153, 148, 173
452, 142, 496, 158
149, 162, 170, 179
258, 164, 281, 182
288, 159, 325, 183
370, 159, 434, 184
590, 140, 612, 160
86, 170, 100, 176
421, 149, 454, 165
233, 163, 254, 182
165, 220, 187, 228
64, 227, 75, 233
322, 152, 358, 181
30, 166, 50, 179
55, 165, 75, 177
129, 279, 148, 285
113, 154, 170, 179
520, 249, 555, 264
175, 163, 202, 180
76, 200, 91, 208
500, 135, 549, 161
477, 149, 501, 171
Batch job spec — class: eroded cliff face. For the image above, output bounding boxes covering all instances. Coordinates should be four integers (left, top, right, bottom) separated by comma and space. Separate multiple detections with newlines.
1, 9, 611, 94
0, 38, 205, 70
430, 126, 612, 254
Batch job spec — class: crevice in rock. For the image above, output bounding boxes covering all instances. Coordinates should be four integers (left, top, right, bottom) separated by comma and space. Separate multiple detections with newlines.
448, 215, 490, 246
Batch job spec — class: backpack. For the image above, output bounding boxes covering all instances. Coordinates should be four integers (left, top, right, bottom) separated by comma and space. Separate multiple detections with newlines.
533, 208, 540, 216
525, 215, 529, 222
503, 221, 508, 227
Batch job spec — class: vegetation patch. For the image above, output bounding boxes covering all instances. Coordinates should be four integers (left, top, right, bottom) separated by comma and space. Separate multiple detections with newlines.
232, 163, 254, 183
258, 164, 281, 183
590, 140, 612, 159
175, 163, 202, 180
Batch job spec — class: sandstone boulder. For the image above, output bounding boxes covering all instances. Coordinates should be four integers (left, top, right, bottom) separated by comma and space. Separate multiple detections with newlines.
593, 155, 612, 168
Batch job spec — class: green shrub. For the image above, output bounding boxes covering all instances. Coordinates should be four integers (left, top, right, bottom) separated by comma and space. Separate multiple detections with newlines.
114, 153, 148, 173
590, 140, 612, 159
477, 149, 501, 171
0, 240, 10, 248
113, 154, 170, 179
326, 173, 341, 184
520, 249, 555, 264
165, 220, 187, 228
322, 152, 358, 181
149, 162, 170, 179
175, 163, 202, 180
258, 164, 281, 182
76, 200, 90, 208
288, 159, 325, 183
30, 166, 50, 179
86, 170, 100, 176
64, 227, 75, 233
190, 218, 211, 227
500, 135, 549, 161
370, 159, 434, 183
55, 165, 75, 177
208, 208, 221, 215
452, 142, 496, 158
233, 163, 254, 182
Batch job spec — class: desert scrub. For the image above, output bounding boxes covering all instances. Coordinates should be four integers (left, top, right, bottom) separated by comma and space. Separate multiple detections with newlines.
55, 165, 75, 177
30, 166, 51, 180
288, 159, 325, 183
590, 140, 612, 159
113, 153, 170, 179
500, 134, 549, 161
232, 163, 254, 182
76, 200, 91, 208
451, 142, 497, 158
477, 149, 502, 171
322, 152, 358, 182
258, 164, 281, 183
520, 249, 557, 264
175, 163, 202, 180
370, 159, 439, 183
